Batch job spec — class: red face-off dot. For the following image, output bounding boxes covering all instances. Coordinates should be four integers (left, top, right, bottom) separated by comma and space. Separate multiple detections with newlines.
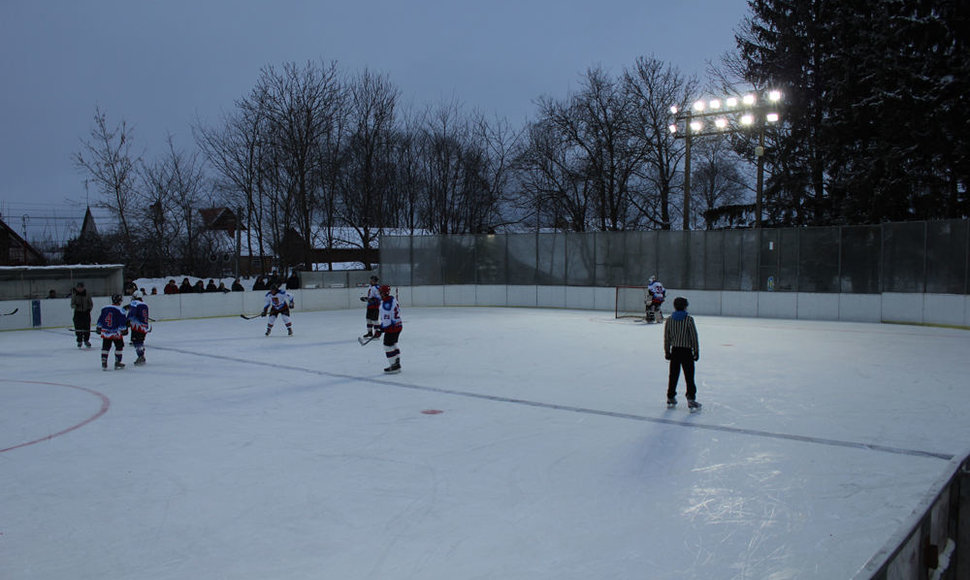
421, 409, 444, 415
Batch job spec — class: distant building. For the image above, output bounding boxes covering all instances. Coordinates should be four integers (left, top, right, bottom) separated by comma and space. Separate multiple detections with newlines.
0, 216, 46, 266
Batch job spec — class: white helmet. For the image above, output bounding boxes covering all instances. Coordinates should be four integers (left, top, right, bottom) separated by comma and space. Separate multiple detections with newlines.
648, 275, 656, 284
132, 290, 143, 300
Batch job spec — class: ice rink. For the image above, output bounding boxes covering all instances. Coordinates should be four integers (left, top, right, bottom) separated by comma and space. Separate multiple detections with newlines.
2, 306, 969, 579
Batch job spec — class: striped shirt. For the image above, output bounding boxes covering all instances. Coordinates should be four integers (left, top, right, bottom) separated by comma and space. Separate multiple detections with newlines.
664, 312, 699, 357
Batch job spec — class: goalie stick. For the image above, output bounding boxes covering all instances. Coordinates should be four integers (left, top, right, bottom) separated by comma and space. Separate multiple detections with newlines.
357, 334, 379, 346
240, 313, 264, 320
1, 308, 19, 316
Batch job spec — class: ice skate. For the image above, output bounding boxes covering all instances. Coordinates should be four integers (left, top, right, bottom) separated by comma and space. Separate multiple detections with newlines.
134, 356, 146, 366
364, 331, 373, 338
114, 361, 125, 370
77, 342, 83, 349
84, 341, 92, 349
287, 327, 293, 336
666, 397, 677, 408
265, 328, 271, 336
384, 362, 401, 374
688, 400, 702, 412
101, 363, 108, 371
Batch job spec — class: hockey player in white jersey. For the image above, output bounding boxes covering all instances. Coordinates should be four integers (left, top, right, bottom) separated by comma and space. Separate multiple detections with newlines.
372, 285, 403, 374
646, 275, 666, 323
261, 284, 295, 336
360, 275, 381, 338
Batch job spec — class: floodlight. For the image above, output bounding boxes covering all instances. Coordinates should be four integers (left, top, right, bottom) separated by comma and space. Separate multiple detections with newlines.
668, 124, 678, 134
726, 97, 738, 108
714, 118, 728, 129
689, 120, 703, 132
693, 100, 706, 112
709, 99, 721, 110
742, 94, 756, 106
766, 112, 780, 123
669, 105, 679, 115
740, 114, 754, 125
768, 90, 782, 102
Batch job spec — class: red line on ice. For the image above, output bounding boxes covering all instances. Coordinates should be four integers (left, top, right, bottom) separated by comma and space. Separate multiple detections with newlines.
0, 379, 110, 453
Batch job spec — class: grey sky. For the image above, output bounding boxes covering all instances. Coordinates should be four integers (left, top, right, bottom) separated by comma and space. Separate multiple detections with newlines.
1, 0, 749, 230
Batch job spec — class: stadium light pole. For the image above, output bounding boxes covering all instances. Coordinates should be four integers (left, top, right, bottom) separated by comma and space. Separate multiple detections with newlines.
669, 89, 782, 228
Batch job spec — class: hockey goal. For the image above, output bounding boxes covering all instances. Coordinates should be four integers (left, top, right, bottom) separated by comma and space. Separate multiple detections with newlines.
615, 285, 650, 320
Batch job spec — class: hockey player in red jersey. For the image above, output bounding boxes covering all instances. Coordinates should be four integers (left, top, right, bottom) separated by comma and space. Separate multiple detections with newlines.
372, 285, 403, 373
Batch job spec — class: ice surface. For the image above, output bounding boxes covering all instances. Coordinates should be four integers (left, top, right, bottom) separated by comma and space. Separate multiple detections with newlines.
2, 307, 969, 579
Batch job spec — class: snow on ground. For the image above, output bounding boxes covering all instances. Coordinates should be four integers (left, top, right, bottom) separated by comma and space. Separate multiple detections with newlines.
2, 307, 969, 579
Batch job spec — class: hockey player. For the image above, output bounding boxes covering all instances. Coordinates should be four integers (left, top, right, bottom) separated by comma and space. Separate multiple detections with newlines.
261, 284, 295, 336
96, 294, 128, 370
372, 285, 402, 374
360, 275, 381, 338
646, 275, 666, 323
126, 291, 150, 366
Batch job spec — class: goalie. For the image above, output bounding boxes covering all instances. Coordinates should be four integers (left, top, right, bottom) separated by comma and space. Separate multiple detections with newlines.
645, 275, 666, 323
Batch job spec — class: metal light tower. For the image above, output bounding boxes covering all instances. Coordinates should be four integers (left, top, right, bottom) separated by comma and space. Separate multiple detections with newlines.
669, 90, 782, 228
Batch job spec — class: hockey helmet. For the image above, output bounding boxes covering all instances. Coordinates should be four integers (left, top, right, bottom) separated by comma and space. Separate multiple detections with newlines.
369, 275, 379, 282
379, 284, 391, 297
132, 290, 143, 300
111, 294, 123, 304
270, 283, 279, 293
648, 275, 657, 284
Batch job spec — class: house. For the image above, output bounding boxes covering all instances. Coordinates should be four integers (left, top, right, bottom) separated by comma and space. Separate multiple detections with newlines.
0, 215, 47, 266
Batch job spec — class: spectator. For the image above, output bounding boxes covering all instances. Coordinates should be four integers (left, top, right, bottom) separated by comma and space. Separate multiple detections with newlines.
70, 282, 94, 349
253, 276, 268, 291
217, 281, 230, 293
150, 287, 158, 295
124, 279, 138, 296
193, 280, 205, 293
231, 278, 245, 292
205, 279, 219, 293
164, 280, 180, 294
47, 289, 57, 299
179, 278, 193, 293
285, 270, 300, 290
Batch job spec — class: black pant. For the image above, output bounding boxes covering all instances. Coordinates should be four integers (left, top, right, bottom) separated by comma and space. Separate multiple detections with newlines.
667, 347, 697, 400
73, 311, 91, 343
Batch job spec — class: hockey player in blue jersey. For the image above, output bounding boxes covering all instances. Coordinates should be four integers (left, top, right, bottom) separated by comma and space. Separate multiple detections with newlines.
96, 294, 128, 370
126, 291, 151, 366
261, 284, 295, 336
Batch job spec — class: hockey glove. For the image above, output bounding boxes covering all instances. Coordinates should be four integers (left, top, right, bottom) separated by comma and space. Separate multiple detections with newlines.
360, 296, 367, 302
260, 311, 267, 317
373, 330, 382, 338
664, 352, 671, 360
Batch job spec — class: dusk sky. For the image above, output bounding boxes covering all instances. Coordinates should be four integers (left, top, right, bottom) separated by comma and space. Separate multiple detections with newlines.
1, 0, 749, 238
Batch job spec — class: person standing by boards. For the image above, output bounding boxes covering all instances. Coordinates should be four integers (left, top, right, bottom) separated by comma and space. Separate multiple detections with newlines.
70, 282, 94, 349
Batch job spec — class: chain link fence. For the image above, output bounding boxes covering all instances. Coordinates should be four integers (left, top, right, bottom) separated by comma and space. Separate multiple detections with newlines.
380, 220, 970, 294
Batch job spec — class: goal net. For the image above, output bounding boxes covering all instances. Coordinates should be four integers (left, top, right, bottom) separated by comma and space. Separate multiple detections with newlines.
615, 285, 650, 319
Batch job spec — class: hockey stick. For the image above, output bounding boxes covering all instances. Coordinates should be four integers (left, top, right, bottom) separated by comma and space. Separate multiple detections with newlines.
240, 313, 264, 320
1, 308, 19, 316
357, 334, 379, 346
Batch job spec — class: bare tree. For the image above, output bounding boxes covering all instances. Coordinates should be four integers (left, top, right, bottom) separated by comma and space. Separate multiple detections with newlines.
338, 69, 399, 255
623, 56, 697, 230
74, 107, 141, 252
